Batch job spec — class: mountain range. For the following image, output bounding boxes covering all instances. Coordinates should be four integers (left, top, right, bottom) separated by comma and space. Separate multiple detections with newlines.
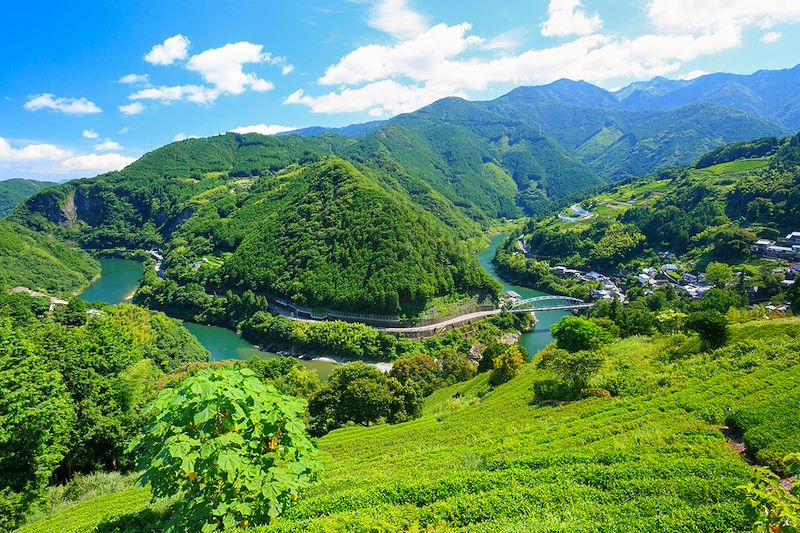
6, 64, 800, 311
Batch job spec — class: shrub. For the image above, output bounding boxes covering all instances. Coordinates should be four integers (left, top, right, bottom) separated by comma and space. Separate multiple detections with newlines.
686, 311, 730, 350
551, 316, 613, 352
128, 366, 320, 530
488, 345, 526, 387
538, 346, 606, 394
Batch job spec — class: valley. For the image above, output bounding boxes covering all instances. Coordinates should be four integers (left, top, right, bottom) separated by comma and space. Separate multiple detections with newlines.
3, 58, 800, 532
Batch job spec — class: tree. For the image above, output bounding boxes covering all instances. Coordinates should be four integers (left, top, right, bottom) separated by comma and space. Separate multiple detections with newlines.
63, 298, 87, 327
551, 316, 613, 352
705, 262, 734, 289
489, 345, 526, 387
538, 346, 606, 392
789, 282, 800, 315
0, 327, 76, 530
438, 348, 476, 385
686, 311, 729, 350
478, 342, 506, 373
389, 354, 440, 396
129, 367, 319, 531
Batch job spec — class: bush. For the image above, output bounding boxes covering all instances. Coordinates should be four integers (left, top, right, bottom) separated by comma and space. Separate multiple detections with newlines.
551, 316, 613, 352
686, 311, 730, 350
128, 366, 320, 530
488, 345, 526, 387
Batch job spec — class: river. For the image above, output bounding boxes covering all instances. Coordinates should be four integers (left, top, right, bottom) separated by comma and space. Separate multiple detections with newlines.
79, 258, 337, 378
477, 234, 566, 355
80, 235, 561, 373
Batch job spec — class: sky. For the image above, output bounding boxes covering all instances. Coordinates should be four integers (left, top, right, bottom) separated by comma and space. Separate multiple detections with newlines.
2, 0, 800, 181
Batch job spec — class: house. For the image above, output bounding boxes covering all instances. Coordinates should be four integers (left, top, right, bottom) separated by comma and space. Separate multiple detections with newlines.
506, 290, 521, 300
752, 238, 776, 253
785, 232, 800, 246
662, 263, 679, 273
586, 271, 606, 282
681, 284, 713, 299
782, 279, 796, 287
643, 267, 658, 277
766, 245, 797, 260
637, 273, 652, 285
552, 266, 568, 277
682, 273, 699, 285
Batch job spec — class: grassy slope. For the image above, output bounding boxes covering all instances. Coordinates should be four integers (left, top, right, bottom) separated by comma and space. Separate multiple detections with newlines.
0, 178, 53, 218
23, 317, 800, 532
0, 221, 99, 296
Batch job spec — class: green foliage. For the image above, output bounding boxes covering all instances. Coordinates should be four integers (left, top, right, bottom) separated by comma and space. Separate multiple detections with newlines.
695, 137, 781, 168
63, 298, 87, 326
129, 366, 320, 531
0, 221, 99, 296
686, 311, 730, 350
551, 315, 614, 352
0, 322, 76, 530
308, 363, 421, 435
705, 262, 734, 289
389, 354, 440, 396
740, 453, 800, 533
488, 345, 525, 387
0, 178, 53, 217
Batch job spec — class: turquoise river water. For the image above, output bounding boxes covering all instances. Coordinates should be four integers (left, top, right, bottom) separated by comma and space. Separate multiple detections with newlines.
80, 235, 561, 373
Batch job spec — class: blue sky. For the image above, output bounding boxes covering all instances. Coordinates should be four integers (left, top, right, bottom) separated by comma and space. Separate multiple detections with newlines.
2, 0, 800, 181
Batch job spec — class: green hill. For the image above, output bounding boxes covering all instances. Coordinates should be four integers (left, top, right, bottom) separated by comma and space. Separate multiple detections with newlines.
0, 178, 53, 217
518, 133, 800, 270
18, 317, 800, 532
0, 220, 99, 295
215, 157, 498, 312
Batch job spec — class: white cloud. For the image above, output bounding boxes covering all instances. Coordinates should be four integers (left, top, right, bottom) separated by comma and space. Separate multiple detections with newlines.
228, 124, 296, 135
24, 93, 102, 114
94, 140, 123, 151
118, 126, 130, 135
172, 132, 199, 141
82, 129, 99, 139
61, 153, 136, 172
118, 102, 145, 115
762, 31, 782, 43
118, 73, 150, 84
129, 84, 219, 104
647, 1, 800, 34
541, 0, 602, 38
186, 42, 274, 95
281, 64, 295, 75
318, 23, 483, 86
0, 137, 72, 161
144, 34, 190, 65
369, 0, 427, 40
289, 0, 800, 117
678, 69, 709, 80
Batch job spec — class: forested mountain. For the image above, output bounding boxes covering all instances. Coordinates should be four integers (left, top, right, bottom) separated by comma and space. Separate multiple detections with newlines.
0, 221, 99, 295
0, 178, 53, 217
298, 65, 799, 181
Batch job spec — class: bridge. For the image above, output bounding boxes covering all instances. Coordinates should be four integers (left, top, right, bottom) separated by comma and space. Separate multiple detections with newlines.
507, 295, 594, 313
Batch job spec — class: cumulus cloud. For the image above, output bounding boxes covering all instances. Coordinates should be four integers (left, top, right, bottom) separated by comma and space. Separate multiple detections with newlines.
118, 102, 145, 115
228, 124, 296, 135
129, 85, 218, 104
186, 42, 274, 95
287, 0, 800, 117
172, 132, 199, 141
94, 140, 123, 151
678, 69, 709, 80
0, 137, 72, 161
541, 0, 602, 38
24, 93, 102, 114
762, 31, 782, 43
368, 0, 427, 40
60, 153, 136, 172
144, 34, 190, 65
82, 129, 99, 139
281, 64, 295, 75
118, 73, 150, 84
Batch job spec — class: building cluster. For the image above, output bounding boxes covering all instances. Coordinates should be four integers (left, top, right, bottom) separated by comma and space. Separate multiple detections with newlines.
552, 266, 625, 301
636, 265, 713, 299
751, 231, 800, 260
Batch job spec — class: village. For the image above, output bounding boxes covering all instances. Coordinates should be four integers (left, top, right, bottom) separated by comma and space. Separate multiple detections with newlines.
514, 229, 800, 314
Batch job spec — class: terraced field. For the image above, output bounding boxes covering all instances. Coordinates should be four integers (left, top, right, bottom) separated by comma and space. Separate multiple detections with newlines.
18, 318, 800, 532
